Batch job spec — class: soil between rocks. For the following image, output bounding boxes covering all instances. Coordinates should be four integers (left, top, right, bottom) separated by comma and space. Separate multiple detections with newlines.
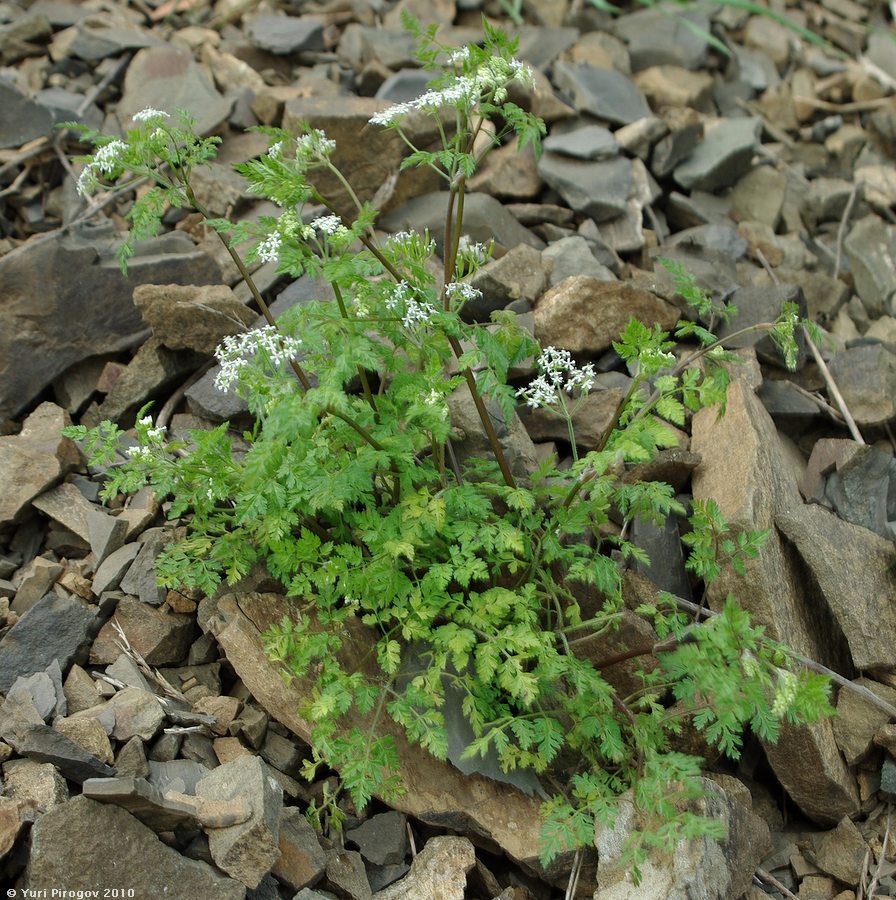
1, 0, 896, 898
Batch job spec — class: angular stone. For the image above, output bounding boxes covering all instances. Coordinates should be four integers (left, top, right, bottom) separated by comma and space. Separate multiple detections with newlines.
118, 527, 177, 607
7, 671, 58, 722
132, 283, 256, 356
104, 686, 165, 742
0, 719, 115, 782
373, 836, 474, 900
833, 678, 896, 765
272, 806, 327, 891
595, 776, 768, 899
552, 62, 651, 125
0, 403, 79, 524
615, 5, 710, 71
20, 796, 244, 896
543, 235, 616, 286
0, 592, 96, 692
12, 556, 64, 615
92, 542, 141, 596
148, 758, 211, 795
326, 848, 371, 899
824, 444, 896, 540
517, 389, 625, 450
31, 481, 95, 541
0, 225, 219, 423
467, 141, 541, 200
3, 758, 69, 809
814, 816, 868, 886
674, 118, 762, 191
54, 715, 114, 764
826, 343, 896, 427
843, 216, 896, 318
85, 505, 128, 566
115, 735, 150, 779
196, 755, 283, 889
91, 596, 195, 666
247, 14, 324, 55
82, 775, 201, 830
0, 76, 54, 149
543, 124, 619, 160
346, 811, 407, 867
534, 277, 679, 355
634, 65, 714, 111
465, 244, 546, 321
63, 664, 102, 714
118, 46, 232, 135
61, 19, 163, 61
730, 165, 787, 229
537, 153, 632, 223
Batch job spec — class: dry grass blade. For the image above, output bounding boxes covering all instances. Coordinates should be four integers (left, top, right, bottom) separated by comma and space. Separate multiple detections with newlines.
111, 619, 190, 705
755, 865, 800, 900
865, 807, 893, 900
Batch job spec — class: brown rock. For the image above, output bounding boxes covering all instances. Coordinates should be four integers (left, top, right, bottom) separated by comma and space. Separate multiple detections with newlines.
273, 806, 327, 891
91, 596, 196, 666
467, 141, 541, 200
3, 758, 69, 809
813, 816, 868, 885
373, 836, 474, 900
63, 664, 103, 714
31, 482, 95, 541
105, 686, 165, 742
833, 678, 896, 764
193, 695, 241, 736
517, 389, 625, 450
54, 715, 114, 764
0, 796, 37, 860
634, 65, 714, 110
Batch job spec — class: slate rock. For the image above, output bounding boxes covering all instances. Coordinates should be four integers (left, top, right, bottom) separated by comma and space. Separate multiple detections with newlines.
91, 542, 141, 596
634, 65, 714, 111
756, 380, 822, 424
91, 595, 195, 666
826, 343, 896, 426
0, 592, 96, 692
31, 481, 95, 541
824, 445, 896, 540
0, 75, 55, 149
537, 153, 632, 223
325, 848, 372, 899
674, 118, 762, 191
118, 46, 232, 135
614, 4, 711, 71
272, 806, 327, 891
0, 223, 220, 422
19, 796, 245, 896
373, 836, 474, 900
247, 14, 324, 55
118, 527, 176, 607
843, 216, 896, 317
63, 663, 102, 714
197, 755, 283, 889
543, 124, 619, 160
346, 811, 407, 867
464, 244, 546, 321
7, 672, 58, 722
11, 556, 64, 615
543, 236, 616, 286
85, 505, 128, 566
133, 283, 256, 356
552, 62, 651, 125
534, 276, 678, 355
517, 389, 625, 450
148, 758, 211, 795
730, 165, 787, 229
375, 68, 431, 103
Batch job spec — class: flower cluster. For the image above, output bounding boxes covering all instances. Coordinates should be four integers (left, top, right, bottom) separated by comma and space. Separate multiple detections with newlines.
138, 415, 168, 444
295, 129, 336, 161
76, 138, 128, 197
516, 347, 596, 409
387, 231, 437, 259
132, 108, 169, 123
445, 281, 482, 305
384, 281, 437, 330
214, 326, 303, 393
256, 232, 282, 265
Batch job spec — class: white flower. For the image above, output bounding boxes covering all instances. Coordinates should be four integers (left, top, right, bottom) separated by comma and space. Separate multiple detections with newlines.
267, 140, 285, 159
516, 346, 597, 408
295, 129, 336, 159
138, 416, 153, 426
147, 425, 167, 443
213, 326, 303, 393
126, 445, 154, 462
448, 46, 470, 66
311, 215, 342, 236
93, 140, 127, 174
369, 103, 413, 127
257, 232, 282, 265
446, 282, 482, 305
384, 281, 411, 311
75, 167, 98, 197
425, 389, 441, 406
132, 108, 169, 122
402, 298, 436, 329
509, 57, 536, 89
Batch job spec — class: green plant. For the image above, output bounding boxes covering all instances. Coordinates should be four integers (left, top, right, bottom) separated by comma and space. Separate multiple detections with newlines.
64, 19, 832, 882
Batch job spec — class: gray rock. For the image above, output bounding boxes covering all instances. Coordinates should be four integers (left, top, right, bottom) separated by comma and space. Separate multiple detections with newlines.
730, 165, 787, 229
20, 796, 245, 897
197, 755, 283, 888
514, 25, 580, 69
0, 592, 96, 692
537, 153, 632, 223
615, 5, 711, 71
674, 118, 762, 191
11, 556, 64, 615
63, 663, 103, 714
757, 380, 823, 424
273, 807, 327, 891
247, 14, 324, 55
119, 527, 175, 606
92, 542, 141, 595
54, 715, 113, 763
372, 836, 474, 900
632, 513, 693, 600
543, 236, 617, 286
552, 62, 651, 125
883, 757, 896, 802
826, 343, 896, 426
326, 849, 372, 900
63, 19, 163, 61
543, 124, 619, 160
824, 444, 896, 540
843, 216, 896, 317
346, 811, 407, 867
90, 595, 195, 666
0, 75, 54, 149
105, 686, 165, 742
31, 481, 95, 541
0, 223, 220, 423
148, 759, 211, 795
83, 776, 200, 830
7, 672, 58, 722
375, 68, 431, 103
833, 678, 896, 765
115, 735, 150, 779
86, 505, 128, 567
380, 192, 543, 257
517, 388, 625, 451
800, 177, 856, 232
465, 244, 546, 321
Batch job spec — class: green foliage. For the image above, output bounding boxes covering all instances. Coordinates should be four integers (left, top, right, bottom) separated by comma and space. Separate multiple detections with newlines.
65, 20, 830, 884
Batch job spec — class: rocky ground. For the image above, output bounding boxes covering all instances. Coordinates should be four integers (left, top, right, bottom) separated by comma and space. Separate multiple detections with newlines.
1, 0, 896, 897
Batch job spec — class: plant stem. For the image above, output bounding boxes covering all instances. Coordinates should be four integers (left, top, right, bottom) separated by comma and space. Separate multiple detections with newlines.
332, 282, 378, 415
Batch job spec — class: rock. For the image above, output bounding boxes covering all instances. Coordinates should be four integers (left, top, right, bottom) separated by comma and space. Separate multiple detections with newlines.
326, 848, 372, 899
634, 65, 714, 111
54, 715, 114, 763
534, 277, 679, 355
537, 153, 632, 222
823, 444, 896, 540
204, 592, 568, 883
12, 556, 64, 615
0, 403, 79, 524
119, 527, 180, 607
118, 46, 232, 135
552, 62, 651, 125
0, 75, 55, 149
832, 678, 896, 765
0, 592, 96, 692
3, 758, 69, 809
63, 663, 102, 713
247, 14, 324, 55
674, 118, 762, 192
0, 795, 36, 860
0, 223, 220, 423
464, 244, 546, 321
346, 811, 407, 867
543, 236, 617, 286
826, 343, 896, 426
107, 652, 152, 691
105, 686, 165, 742
194, 695, 242, 736
91, 596, 195, 666
148, 758, 211, 794
85, 505, 128, 566
259, 728, 300, 775
594, 776, 768, 899
7, 671, 58, 722
517, 389, 625, 450
20, 796, 245, 896
92, 543, 141, 596
467, 141, 541, 200
842, 216, 896, 318
272, 806, 327, 891
730, 165, 787, 229
380, 192, 543, 257
31, 481, 96, 541
82, 775, 199, 830
800, 177, 855, 232
133, 283, 256, 356
543, 124, 619, 160
813, 816, 868, 886
196, 755, 283, 889
0, 718, 115, 782
372, 836, 475, 900
615, 6, 710, 71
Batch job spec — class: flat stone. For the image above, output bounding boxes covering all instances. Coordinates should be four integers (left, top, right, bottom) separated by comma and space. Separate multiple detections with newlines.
814, 816, 868, 886
467, 141, 541, 200
0, 718, 115, 782
62, 19, 163, 61
105, 686, 165, 742
196, 755, 283, 889
0, 403, 80, 525
85, 505, 128, 566
133, 283, 256, 356
92, 543, 141, 596
552, 62, 651, 125
0, 224, 220, 423
19, 796, 244, 897
91, 596, 195, 666
634, 65, 714, 110
373, 836, 474, 900
824, 444, 896, 540
534, 276, 679, 355
346, 811, 407, 867
118, 527, 177, 607
272, 806, 327, 891
518, 389, 625, 450
148, 758, 211, 795
7, 671, 57, 722
63, 663, 103, 713
730, 166, 787, 229
542, 124, 619, 160
674, 118, 762, 192
832, 678, 896, 765
843, 216, 896, 317
31, 481, 95, 541
0, 75, 54, 149
82, 775, 200, 830
247, 14, 324, 55
12, 556, 64, 615
0, 592, 96, 692
543, 236, 617, 286
465, 244, 546, 321
537, 153, 632, 223
615, 5, 710, 71
826, 343, 896, 426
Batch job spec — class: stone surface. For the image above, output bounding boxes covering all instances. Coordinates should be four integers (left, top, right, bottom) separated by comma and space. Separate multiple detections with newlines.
833, 678, 896, 766
467, 141, 541, 200
465, 244, 546, 321
824, 444, 896, 540
92, 542, 141, 596
0, 592, 96, 692
552, 62, 651, 125
0, 718, 115, 782
247, 14, 324, 55
826, 343, 896, 426
517, 389, 625, 450
20, 795, 245, 896
373, 836, 474, 900
0, 223, 220, 422
91, 595, 196, 666
534, 277, 679, 355
843, 216, 896, 317
196, 754, 283, 889
105, 686, 165, 742
813, 816, 868, 886
542, 236, 617, 285
634, 65, 714, 111
326, 848, 372, 899
272, 806, 327, 891
133, 283, 256, 356
543, 124, 619, 160
82, 775, 199, 830
674, 118, 762, 191
346, 811, 408, 867
30, 481, 96, 541
54, 715, 114, 763
537, 153, 632, 222
594, 776, 769, 899
3, 758, 69, 809
0, 403, 79, 524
